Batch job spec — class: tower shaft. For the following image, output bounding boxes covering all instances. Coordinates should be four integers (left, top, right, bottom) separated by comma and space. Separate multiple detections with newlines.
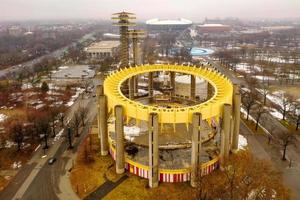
120, 25, 129, 68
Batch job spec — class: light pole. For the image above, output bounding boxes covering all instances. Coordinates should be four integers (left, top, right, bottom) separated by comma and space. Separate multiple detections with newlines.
67, 125, 73, 149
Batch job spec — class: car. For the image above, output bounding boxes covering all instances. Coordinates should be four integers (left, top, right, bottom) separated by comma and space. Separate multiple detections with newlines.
48, 157, 57, 165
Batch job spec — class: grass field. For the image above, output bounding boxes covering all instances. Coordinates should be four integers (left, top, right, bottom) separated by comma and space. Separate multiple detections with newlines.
70, 134, 196, 200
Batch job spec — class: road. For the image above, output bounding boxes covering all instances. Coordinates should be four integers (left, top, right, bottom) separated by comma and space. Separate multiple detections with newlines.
0, 89, 98, 200
0, 32, 95, 79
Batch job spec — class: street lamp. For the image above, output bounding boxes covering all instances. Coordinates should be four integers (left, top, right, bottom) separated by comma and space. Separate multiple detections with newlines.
67, 125, 73, 149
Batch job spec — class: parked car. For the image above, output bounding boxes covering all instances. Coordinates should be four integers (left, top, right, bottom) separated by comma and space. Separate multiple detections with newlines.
48, 157, 57, 165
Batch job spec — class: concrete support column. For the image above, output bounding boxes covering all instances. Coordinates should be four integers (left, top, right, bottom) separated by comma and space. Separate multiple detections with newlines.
170, 72, 175, 97
99, 95, 108, 156
207, 83, 214, 99
134, 76, 138, 96
133, 38, 138, 66
190, 75, 196, 100
191, 112, 202, 188
115, 105, 125, 174
148, 72, 153, 97
222, 104, 232, 160
149, 113, 159, 188
129, 77, 135, 99
220, 130, 225, 168
232, 92, 241, 152
96, 85, 104, 140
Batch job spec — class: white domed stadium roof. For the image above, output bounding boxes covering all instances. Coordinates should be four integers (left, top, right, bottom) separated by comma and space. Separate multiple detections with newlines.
146, 18, 192, 25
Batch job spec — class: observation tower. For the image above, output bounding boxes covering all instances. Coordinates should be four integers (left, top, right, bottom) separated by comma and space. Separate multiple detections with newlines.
97, 12, 241, 189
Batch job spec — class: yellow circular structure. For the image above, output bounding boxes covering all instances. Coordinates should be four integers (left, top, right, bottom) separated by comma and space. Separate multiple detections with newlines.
104, 64, 233, 124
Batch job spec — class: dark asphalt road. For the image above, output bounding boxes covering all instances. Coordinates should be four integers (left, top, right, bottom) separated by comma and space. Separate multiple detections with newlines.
20, 100, 97, 200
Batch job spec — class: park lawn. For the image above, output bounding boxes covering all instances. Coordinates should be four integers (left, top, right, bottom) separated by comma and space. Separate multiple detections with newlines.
103, 174, 194, 200
0, 176, 9, 192
71, 134, 196, 200
269, 85, 300, 100
70, 133, 120, 199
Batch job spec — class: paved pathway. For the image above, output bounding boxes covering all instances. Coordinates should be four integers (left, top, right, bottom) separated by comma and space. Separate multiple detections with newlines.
84, 175, 128, 200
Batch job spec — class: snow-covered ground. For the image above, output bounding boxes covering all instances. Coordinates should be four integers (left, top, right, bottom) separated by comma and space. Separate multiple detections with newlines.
124, 126, 141, 141
138, 89, 148, 95
12, 161, 22, 169
254, 75, 276, 81
54, 129, 64, 142
0, 113, 7, 122
66, 87, 85, 107
238, 135, 248, 150
21, 83, 33, 90
257, 56, 295, 64
268, 108, 283, 120
236, 63, 262, 73
241, 107, 271, 135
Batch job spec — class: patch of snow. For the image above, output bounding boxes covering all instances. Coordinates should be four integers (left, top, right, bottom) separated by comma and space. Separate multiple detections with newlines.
238, 135, 248, 150
21, 83, 33, 90
236, 63, 262, 73
153, 90, 163, 95
138, 89, 148, 95
0, 113, 8, 122
54, 129, 64, 142
268, 108, 283, 119
138, 82, 148, 87
240, 107, 271, 135
35, 104, 45, 110
175, 75, 205, 84
65, 87, 85, 107
241, 87, 250, 93
124, 126, 140, 137
254, 75, 276, 81
12, 161, 22, 169
59, 66, 69, 70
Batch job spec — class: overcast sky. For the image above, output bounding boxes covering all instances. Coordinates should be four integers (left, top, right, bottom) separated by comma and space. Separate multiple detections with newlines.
1, 0, 300, 21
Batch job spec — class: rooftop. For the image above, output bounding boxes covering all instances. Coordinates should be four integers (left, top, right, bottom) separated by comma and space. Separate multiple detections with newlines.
86, 40, 120, 51
198, 24, 230, 27
146, 18, 192, 25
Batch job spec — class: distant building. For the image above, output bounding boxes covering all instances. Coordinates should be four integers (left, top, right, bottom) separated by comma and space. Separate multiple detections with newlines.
197, 24, 231, 33
103, 33, 120, 40
146, 18, 192, 32
85, 41, 120, 59
8, 26, 24, 37
262, 26, 294, 32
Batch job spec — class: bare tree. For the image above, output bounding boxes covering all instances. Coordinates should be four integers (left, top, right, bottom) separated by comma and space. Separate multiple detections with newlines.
78, 106, 88, 127
194, 151, 291, 200
259, 84, 269, 105
36, 114, 51, 149
71, 112, 81, 137
276, 131, 296, 161
254, 104, 267, 131
291, 102, 300, 131
8, 120, 24, 151
274, 93, 292, 121
242, 89, 258, 120
49, 107, 60, 137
